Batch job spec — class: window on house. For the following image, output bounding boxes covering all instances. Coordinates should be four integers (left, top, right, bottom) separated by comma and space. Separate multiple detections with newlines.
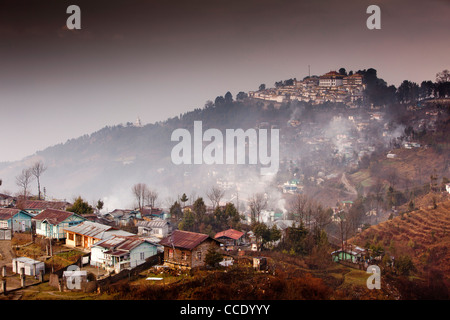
68, 233, 74, 241
197, 251, 202, 260
140, 252, 145, 260
181, 251, 187, 260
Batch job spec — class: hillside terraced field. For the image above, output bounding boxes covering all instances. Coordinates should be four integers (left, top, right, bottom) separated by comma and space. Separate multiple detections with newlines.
352, 198, 450, 279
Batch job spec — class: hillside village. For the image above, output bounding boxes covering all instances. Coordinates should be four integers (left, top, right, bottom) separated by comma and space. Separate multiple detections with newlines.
249, 71, 365, 107
0, 69, 449, 300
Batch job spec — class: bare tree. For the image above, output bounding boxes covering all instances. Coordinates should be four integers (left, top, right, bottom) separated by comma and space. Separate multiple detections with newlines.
311, 203, 332, 232
16, 168, 34, 199
164, 196, 176, 208
132, 183, 149, 211
248, 192, 267, 223
188, 191, 197, 206
288, 194, 309, 225
145, 188, 159, 207
206, 186, 225, 210
336, 208, 352, 252
31, 160, 47, 200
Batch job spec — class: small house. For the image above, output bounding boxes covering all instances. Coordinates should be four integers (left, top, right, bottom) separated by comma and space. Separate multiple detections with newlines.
140, 207, 169, 220
283, 182, 299, 194
90, 235, 158, 273
105, 209, 140, 226
341, 200, 353, 209
0, 208, 33, 232
0, 193, 14, 207
32, 209, 85, 240
12, 257, 45, 276
159, 230, 221, 269
214, 228, 244, 250
331, 245, 366, 263
136, 219, 171, 239
64, 220, 134, 250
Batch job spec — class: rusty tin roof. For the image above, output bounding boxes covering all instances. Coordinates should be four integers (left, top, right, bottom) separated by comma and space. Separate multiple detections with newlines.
159, 230, 213, 250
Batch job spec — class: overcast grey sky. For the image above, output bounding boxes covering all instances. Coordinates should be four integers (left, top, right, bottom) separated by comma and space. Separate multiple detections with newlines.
0, 0, 449, 162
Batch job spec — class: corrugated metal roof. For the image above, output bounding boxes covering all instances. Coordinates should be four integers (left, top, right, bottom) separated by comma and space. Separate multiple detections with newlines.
214, 229, 244, 240
32, 209, 76, 225
103, 229, 135, 238
64, 221, 113, 239
93, 235, 150, 254
159, 230, 210, 250
94, 236, 128, 249
0, 208, 21, 220
107, 209, 133, 218
13, 257, 43, 265
136, 219, 168, 229
17, 200, 69, 210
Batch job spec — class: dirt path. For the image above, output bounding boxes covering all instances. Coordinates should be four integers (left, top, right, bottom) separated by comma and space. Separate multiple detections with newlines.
0, 240, 14, 269
341, 173, 357, 195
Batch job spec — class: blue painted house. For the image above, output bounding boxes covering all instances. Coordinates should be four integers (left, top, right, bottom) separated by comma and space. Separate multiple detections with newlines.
32, 208, 85, 240
0, 208, 34, 232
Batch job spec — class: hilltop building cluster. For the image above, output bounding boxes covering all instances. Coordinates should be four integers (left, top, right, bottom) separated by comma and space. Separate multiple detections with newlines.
249, 71, 365, 107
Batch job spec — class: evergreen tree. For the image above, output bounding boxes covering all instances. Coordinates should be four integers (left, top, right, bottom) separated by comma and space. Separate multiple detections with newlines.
180, 193, 188, 207
178, 210, 195, 231
170, 201, 183, 221
204, 246, 223, 268
67, 196, 93, 215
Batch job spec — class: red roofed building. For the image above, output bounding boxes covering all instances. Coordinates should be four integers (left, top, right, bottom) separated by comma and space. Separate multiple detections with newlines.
32, 209, 85, 240
16, 199, 71, 215
214, 228, 244, 250
159, 230, 220, 269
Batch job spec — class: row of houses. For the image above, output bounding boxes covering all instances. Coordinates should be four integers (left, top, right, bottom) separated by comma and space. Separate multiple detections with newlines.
103, 207, 168, 227
0, 202, 249, 272
67, 223, 246, 271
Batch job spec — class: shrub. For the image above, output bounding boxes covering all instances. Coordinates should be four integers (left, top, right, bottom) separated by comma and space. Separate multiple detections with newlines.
395, 254, 415, 276
204, 247, 223, 268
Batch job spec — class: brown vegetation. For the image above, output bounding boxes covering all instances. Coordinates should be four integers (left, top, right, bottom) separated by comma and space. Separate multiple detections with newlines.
350, 197, 450, 298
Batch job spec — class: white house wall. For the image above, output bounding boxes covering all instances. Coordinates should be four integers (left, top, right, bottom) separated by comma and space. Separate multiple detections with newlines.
129, 242, 158, 268
90, 241, 158, 271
